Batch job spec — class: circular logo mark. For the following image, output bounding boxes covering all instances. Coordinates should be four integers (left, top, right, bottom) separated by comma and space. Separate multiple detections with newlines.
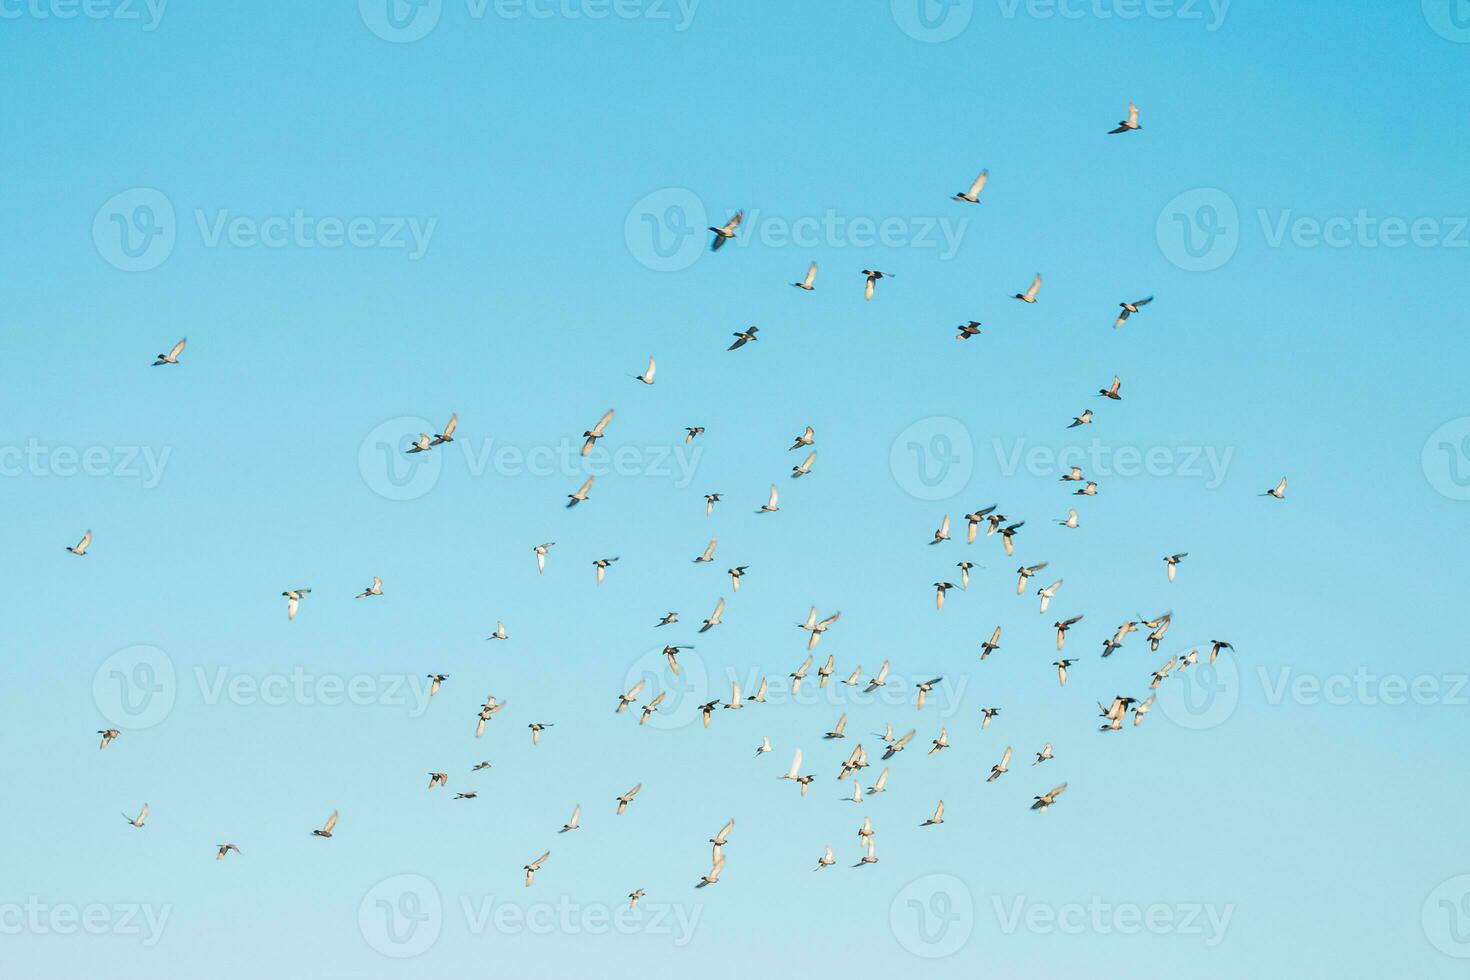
1156, 188, 1239, 272
93, 188, 176, 272
1422, 417, 1470, 501
624, 188, 708, 272
1424, 874, 1470, 957
889, 416, 973, 501
620, 645, 709, 731
359, 0, 442, 43
93, 645, 177, 730
358, 417, 443, 501
360, 873, 442, 957
890, 0, 974, 43
890, 873, 974, 958
1158, 651, 1240, 731
1423, 0, 1470, 43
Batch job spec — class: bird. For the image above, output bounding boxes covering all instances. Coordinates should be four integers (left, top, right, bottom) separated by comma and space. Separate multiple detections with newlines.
1055, 615, 1084, 650
817, 654, 835, 688
628, 889, 646, 908
615, 784, 642, 815
66, 530, 92, 556
981, 707, 1001, 729
756, 736, 771, 756
282, 588, 310, 620
793, 261, 818, 290
152, 337, 186, 366
704, 493, 721, 516
861, 269, 892, 301
693, 537, 718, 563
455, 791, 477, 800
759, 484, 780, 513
999, 522, 1024, 555
928, 728, 949, 755
685, 426, 705, 442
1108, 101, 1141, 134
215, 843, 240, 860
867, 768, 890, 794
559, 804, 581, 833
931, 514, 951, 544
856, 838, 879, 867
123, 803, 148, 828
708, 211, 742, 250
799, 608, 841, 650
980, 625, 1002, 660
1053, 659, 1076, 686
750, 677, 769, 703
781, 749, 804, 781
533, 542, 555, 573
933, 582, 956, 610
815, 846, 835, 870
1133, 694, 1157, 726
1060, 466, 1085, 482
956, 561, 975, 588
1032, 783, 1068, 812
864, 661, 891, 692
922, 800, 945, 826
858, 816, 874, 841
1059, 509, 1079, 529
1209, 640, 1235, 664
789, 654, 814, 694
430, 414, 458, 445
964, 505, 997, 543
724, 681, 743, 710
1037, 579, 1063, 614
1098, 376, 1123, 400
591, 556, 620, 584
311, 810, 337, 838
1068, 410, 1093, 428
824, 713, 848, 739
638, 692, 667, 725
663, 645, 691, 676
1034, 743, 1054, 765
633, 356, 657, 384
952, 168, 988, 203
566, 476, 594, 507
728, 326, 759, 351
581, 409, 614, 456
699, 699, 720, 727
523, 851, 549, 887
710, 819, 735, 846
1074, 481, 1099, 496
956, 321, 983, 340
354, 576, 383, 599
98, 729, 120, 750
727, 565, 747, 592
915, 678, 942, 711
1150, 656, 1179, 689
1016, 562, 1048, 595
788, 426, 815, 451
405, 433, 432, 453
1113, 296, 1153, 328
486, 620, 508, 640
1164, 552, 1188, 582
882, 730, 916, 760
1013, 273, 1042, 303
697, 853, 725, 887
987, 745, 1013, 782
616, 680, 646, 713
528, 723, 553, 745
1263, 477, 1288, 499
471, 761, 491, 772
700, 597, 725, 632
427, 772, 448, 789
791, 451, 817, 478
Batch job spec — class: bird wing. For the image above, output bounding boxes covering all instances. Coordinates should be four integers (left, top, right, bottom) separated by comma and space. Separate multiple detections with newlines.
1025, 273, 1041, 300
322, 810, 338, 833
168, 338, 187, 359
766, 484, 779, 508
803, 262, 817, 287
1000, 746, 1013, 768
711, 597, 725, 619
592, 409, 614, 435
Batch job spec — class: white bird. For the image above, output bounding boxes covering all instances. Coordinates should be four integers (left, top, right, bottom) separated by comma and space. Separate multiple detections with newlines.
311, 810, 338, 838
987, 745, 1013, 782
355, 576, 383, 599
486, 620, 508, 640
628, 889, 645, 908
634, 356, 657, 384
616, 679, 646, 713
1037, 579, 1062, 614
790, 653, 814, 694
866, 767, 889, 794
1133, 694, 1157, 726
1016, 562, 1048, 595
800, 608, 841, 650
928, 728, 949, 755
791, 451, 817, 478
759, 484, 780, 513
861, 269, 892, 301
858, 816, 874, 841
1263, 476, 1288, 499
915, 677, 942, 711
430, 414, 458, 445
1068, 409, 1093, 428
534, 542, 555, 573
1060, 466, 1085, 482
698, 853, 725, 887
1055, 615, 1084, 651
931, 514, 951, 544
1164, 552, 1188, 582
581, 409, 614, 456
710, 818, 735, 846
693, 537, 718, 563
856, 838, 879, 867
1113, 296, 1153, 328
980, 624, 1002, 660
560, 804, 581, 833
282, 588, 310, 620
815, 846, 835, 870
824, 713, 848, 739
1034, 743, 1054, 764
1031, 783, 1068, 812
566, 476, 594, 508
66, 530, 92, 556
704, 494, 720, 516
864, 661, 890, 692
523, 850, 549, 887
845, 780, 862, 803
781, 749, 803, 780
615, 783, 642, 815
123, 803, 148, 828
1053, 658, 1076, 686
638, 691, 667, 725
1059, 509, 1079, 529
725, 681, 743, 710
594, 556, 619, 584
817, 654, 835, 688
922, 800, 945, 826
1013, 273, 1042, 303
788, 426, 815, 450
1098, 376, 1123, 400
708, 211, 742, 251
405, 433, 431, 453
755, 735, 771, 756
98, 729, 120, 750
934, 581, 956, 610
1108, 101, 1141, 134
152, 337, 186, 366
700, 597, 725, 632
981, 707, 1000, 729
793, 262, 818, 291
952, 169, 988, 203
882, 729, 916, 760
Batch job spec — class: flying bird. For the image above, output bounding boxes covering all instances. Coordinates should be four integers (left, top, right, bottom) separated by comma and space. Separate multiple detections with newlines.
1098, 376, 1123, 400
1263, 477, 1288, 499
405, 433, 432, 453
933, 582, 956, 610
1053, 659, 1076, 686
215, 843, 240, 860
915, 677, 942, 711
1113, 296, 1154, 328
123, 803, 148, 828
956, 321, 983, 340
728, 327, 759, 351
355, 576, 383, 599
685, 426, 705, 442
1037, 579, 1063, 614
1013, 273, 1042, 303
1068, 410, 1093, 428
1108, 101, 1141, 134
708, 211, 742, 250
788, 426, 815, 451
581, 409, 614, 456
486, 620, 508, 640
615, 783, 642, 815
987, 745, 1013, 782
1164, 553, 1188, 582
1032, 784, 1068, 812
952, 168, 988, 203
638, 692, 667, 725
523, 851, 549, 887
922, 800, 946, 826
66, 530, 92, 556
1034, 743, 1054, 765
791, 451, 816, 478
861, 269, 892, 301
566, 477, 594, 507
311, 810, 338, 838
559, 804, 581, 833
980, 625, 1002, 660
282, 588, 310, 620
431, 414, 458, 445
534, 542, 555, 573
152, 337, 186, 366
700, 597, 725, 632
633, 356, 657, 384
759, 485, 780, 513
931, 514, 951, 544
1055, 615, 1084, 650
793, 261, 818, 290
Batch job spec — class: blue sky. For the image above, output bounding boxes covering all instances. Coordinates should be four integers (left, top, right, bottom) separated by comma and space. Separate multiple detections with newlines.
2, 1, 1469, 976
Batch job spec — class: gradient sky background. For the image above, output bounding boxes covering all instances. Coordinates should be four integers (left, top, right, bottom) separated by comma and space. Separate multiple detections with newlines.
2, 1, 1469, 977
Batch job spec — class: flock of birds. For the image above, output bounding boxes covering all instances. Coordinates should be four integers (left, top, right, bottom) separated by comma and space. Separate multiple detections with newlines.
83, 100, 1293, 907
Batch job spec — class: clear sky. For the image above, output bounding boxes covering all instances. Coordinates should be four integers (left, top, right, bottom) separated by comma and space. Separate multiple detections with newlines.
3, 1, 1469, 977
